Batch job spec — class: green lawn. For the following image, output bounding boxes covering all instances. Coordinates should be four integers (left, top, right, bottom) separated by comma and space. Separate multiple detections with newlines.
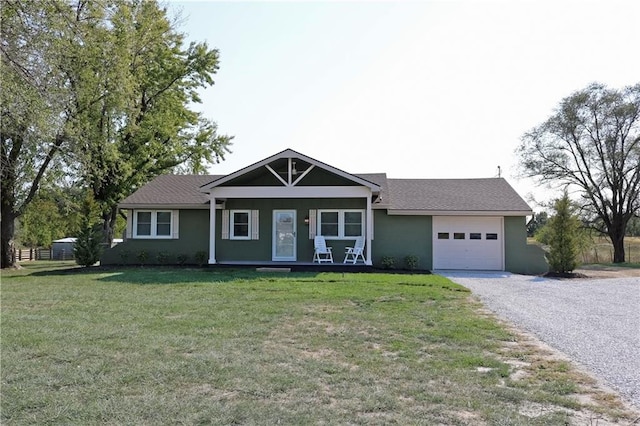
1, 262, 635, 425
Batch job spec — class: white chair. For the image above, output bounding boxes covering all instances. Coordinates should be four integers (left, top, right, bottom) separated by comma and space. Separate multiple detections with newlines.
344, 236, 365, 264
313, 236, 333, 263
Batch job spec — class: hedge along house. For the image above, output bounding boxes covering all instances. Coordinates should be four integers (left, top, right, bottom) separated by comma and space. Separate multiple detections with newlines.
102, 149, 548, 274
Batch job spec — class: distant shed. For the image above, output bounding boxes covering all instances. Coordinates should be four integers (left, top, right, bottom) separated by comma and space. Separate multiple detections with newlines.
52, 238, 76, 260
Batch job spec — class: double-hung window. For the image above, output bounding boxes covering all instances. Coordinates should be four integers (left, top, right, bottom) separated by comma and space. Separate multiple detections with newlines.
133, 210, 173, 238
230, 210, 251, 239
317, 209, 364, 238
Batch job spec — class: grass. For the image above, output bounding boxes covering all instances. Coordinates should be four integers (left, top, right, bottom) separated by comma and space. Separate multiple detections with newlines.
1, 262, 636, 425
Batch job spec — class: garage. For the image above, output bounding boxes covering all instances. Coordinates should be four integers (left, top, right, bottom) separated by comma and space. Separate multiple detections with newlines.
432, 216, 504, 270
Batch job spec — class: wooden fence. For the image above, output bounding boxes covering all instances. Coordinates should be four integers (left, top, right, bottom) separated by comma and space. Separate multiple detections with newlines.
13, 248, 74, 262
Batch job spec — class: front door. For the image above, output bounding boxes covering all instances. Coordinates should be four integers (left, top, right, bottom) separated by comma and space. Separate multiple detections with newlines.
273, 210, 296, 261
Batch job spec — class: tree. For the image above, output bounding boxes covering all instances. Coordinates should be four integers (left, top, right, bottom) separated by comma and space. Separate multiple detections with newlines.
1, 1, 231, 267
546, 192, 580, 273
518, 82, 640, 263
73, 194, 102, 267
1, 1, 74, 268
72, 1, 232, 244
526, 211, 548, 237
17, 197, 66, 248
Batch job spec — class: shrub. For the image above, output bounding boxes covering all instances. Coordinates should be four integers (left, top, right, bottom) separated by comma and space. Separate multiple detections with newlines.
176, 253, 189, 266
546, 191, 580, 273
194, 250, 208, 267
119, 249, 130, 265
381, 256, 396, 270
157, 251, 170, 264
74, 223, 102, 267
404, 255, 419, 270
137, 250, 148, 265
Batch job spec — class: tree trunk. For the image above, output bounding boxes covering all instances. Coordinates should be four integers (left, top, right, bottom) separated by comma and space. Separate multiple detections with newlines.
101, 206, 118, 246
1, 207, 17, 269
608, 217, 627, 263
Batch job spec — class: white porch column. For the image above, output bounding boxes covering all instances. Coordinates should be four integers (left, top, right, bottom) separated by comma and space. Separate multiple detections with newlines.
208, 195, 216, 264
366, 195, 373, 266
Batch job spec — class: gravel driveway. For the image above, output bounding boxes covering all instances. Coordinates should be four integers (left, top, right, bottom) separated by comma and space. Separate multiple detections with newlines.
438, 271, 640, 409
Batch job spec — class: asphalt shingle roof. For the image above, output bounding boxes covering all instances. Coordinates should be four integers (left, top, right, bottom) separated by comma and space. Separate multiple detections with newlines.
119, 175, 222, 206
119, 174, 531, 213
386, 178, 531, 212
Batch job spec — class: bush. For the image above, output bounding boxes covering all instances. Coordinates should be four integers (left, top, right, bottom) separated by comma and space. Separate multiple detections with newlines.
119, 249, 130, 265
176, 253, 189, 266
194, 251, 208, 267
404, 255, 419, 270
137, 250, 148, 265
381, 256, 396, 270
546, 191, 580, 273
74, 223, 102, 267
157, 251, 170, 264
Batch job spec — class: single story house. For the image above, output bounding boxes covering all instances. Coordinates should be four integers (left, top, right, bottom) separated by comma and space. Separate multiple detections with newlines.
101, 148, 548, 274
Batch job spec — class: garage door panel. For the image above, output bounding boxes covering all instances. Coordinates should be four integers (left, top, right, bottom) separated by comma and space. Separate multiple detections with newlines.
433, 217, 503, 270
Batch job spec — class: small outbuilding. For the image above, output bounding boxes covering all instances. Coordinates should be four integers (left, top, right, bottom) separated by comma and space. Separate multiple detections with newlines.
52, 238, 76, 260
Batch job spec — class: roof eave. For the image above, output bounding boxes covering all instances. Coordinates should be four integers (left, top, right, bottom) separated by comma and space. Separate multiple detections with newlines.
386, 209, 533, 216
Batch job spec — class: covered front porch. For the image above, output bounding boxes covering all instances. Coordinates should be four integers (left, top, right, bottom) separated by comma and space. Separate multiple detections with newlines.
199, 150, 381, 267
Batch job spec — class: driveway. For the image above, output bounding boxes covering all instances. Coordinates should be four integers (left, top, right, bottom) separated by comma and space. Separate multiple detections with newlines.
438, 271, 640, 410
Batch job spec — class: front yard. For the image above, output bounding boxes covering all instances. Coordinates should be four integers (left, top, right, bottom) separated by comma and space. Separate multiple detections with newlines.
1, 263, 636, 424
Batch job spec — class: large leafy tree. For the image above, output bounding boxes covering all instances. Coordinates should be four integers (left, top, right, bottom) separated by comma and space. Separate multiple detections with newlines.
73, 1, 232, 244
1, 1, 76, 268
1, 1, 231, 267
518, 83, 640, 263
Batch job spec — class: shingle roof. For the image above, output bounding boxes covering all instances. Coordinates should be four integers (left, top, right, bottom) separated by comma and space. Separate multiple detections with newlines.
119, 175, 222, 207
385, 178, 531, 212
119, 173, 530, 214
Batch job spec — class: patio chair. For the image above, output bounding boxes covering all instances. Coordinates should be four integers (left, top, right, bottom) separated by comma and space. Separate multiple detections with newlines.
343, 236, 366, 264
313, 236, 333, 263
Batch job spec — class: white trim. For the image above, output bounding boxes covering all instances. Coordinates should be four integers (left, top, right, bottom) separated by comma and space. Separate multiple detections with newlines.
272, 210, 297, 261
126, 212, 132, 239
132, 210, 175, 239
221, 210, 230, 240
199, 148, 380, 192
119, 204, 209, 210
387, 210, 532, 216
251, 210, 260, 240
230, 210, 252, 240
211, 186, 371, 199
209, 195, 216, 264
317, 209, 365, 240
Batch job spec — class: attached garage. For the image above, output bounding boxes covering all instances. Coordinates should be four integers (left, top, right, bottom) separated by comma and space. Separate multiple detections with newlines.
432, 216, 503, 270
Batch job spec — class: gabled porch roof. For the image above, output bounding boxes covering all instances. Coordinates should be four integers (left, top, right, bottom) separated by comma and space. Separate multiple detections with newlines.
199, 148, 381, 195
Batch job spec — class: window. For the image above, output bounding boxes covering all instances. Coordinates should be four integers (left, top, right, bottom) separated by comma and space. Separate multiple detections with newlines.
486, 233, 498, 240
133, 211, 174, 238
470, 233, 482, 240
437, 232, 450, 239
231, 210, 250, 239
454, 233, 465, 240
317, 210, 364, 238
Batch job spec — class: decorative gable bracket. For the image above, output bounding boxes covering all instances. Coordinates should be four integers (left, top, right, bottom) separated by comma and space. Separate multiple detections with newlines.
265, 158, 315, 187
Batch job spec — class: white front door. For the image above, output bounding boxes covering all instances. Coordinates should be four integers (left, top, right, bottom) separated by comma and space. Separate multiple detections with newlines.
273, 210, 296, 261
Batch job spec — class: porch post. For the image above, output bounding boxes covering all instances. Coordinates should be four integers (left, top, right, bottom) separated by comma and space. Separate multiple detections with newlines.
208, 194, 216, 264
366, 194, 373, 266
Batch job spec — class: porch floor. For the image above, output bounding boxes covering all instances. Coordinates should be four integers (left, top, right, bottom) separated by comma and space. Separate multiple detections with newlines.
212, 261, 373, 273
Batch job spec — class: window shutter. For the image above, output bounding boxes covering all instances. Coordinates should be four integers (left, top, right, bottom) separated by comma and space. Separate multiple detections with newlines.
221, 210, 229, 239
172, 210, 179, 239
126, 211, 133, 239
251, 210, 259, 240
308, 209, 316, 239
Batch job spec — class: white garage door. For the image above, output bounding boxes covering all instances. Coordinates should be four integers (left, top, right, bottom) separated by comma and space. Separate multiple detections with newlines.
433, 216, 504, 270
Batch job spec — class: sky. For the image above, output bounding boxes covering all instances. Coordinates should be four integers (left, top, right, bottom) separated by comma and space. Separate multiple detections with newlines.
166, 0, 640, 209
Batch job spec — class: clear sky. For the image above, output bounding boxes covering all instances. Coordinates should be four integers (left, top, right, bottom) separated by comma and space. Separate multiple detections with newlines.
166, 0, 639, 209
